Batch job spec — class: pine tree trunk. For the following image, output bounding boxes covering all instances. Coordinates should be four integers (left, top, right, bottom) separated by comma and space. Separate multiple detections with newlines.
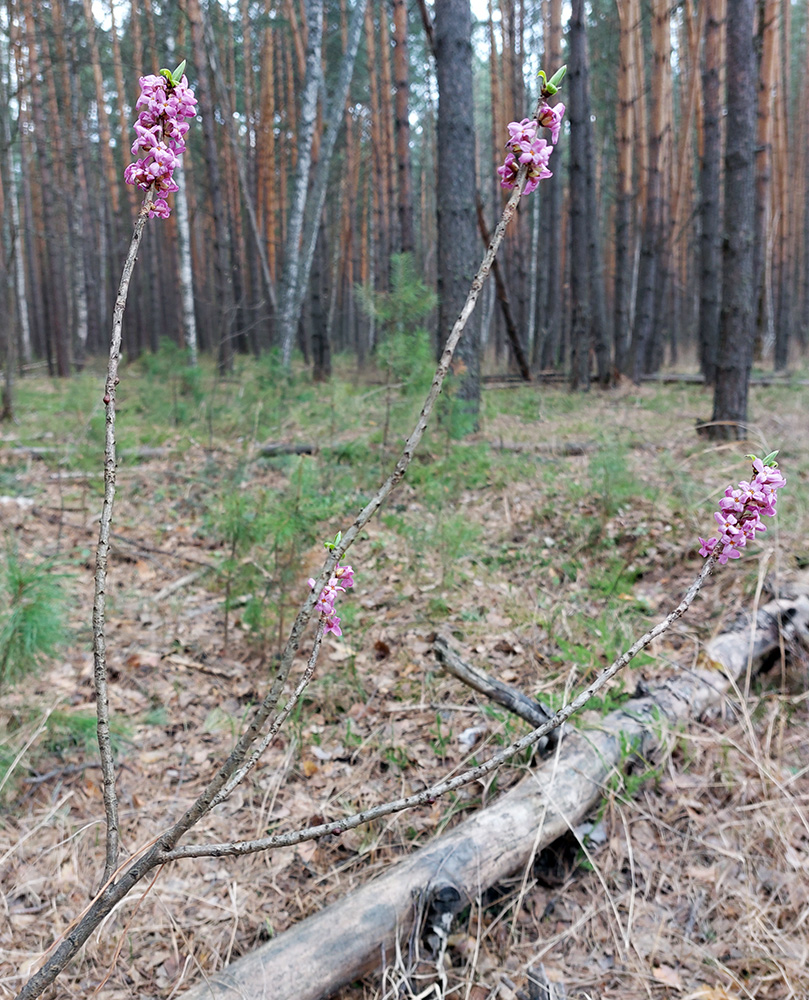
379, 2, 398, 260
568, 0, 591, 390
698, 0, 722, 384
3, 26, 32, 367
613, 0, 634, 375
772, 0, 791, 370
710, 0, 756, 440
753, 0, 776, 359
539, 0, 562, 370
435, 0, 479, 428
23, 0, 70, 376
392, 0, 414, 254
630, 0, 667, 382
311, 223, 332, 381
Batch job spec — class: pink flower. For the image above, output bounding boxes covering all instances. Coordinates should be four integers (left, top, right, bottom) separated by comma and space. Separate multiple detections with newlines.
700, 457, 786, 565
324, 614, 342, 637
124, 70, 197, 218
506, 118, 537, 147
538, 102, 565, 144
309, 561, 355, 638
498, 102, 563, 196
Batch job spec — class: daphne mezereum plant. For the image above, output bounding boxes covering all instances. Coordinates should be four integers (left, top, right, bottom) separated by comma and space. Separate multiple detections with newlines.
14, 67, 786, 1000
124, 61, 197, 218
90, 59, 197, 890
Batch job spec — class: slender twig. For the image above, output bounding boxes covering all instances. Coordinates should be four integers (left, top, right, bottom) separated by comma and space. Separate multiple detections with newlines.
92, 190, 154, 887
161, 552, 718, 862
208, 622, 326, 809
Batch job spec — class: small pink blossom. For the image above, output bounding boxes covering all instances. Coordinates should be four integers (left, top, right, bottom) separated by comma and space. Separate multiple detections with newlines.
309, 561, 355, 638
700, 457, 786, 565
125, 70, 197, 218
537, 102, 565, 144
498, 101, 564, 196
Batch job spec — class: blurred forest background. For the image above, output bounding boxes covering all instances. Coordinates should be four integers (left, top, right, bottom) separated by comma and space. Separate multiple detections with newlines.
0, 0, 807, 392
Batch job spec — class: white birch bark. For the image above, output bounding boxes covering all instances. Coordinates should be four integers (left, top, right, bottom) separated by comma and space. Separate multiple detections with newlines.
279, 0, 324, 367
291, 0, 368, 336
174, 165, 198, 366
167, 34, 198, 365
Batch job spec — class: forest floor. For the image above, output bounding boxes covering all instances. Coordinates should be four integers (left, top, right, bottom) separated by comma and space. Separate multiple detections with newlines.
1, 353, 808, 1000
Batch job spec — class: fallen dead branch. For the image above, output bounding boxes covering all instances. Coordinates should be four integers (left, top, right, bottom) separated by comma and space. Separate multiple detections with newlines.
433, 632, 559, 749
465, 440, 594, 456
180, 588, 809, 1000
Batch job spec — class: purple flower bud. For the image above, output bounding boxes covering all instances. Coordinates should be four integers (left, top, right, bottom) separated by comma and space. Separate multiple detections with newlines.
124, 70, 197, 218
700, 458, 785, 565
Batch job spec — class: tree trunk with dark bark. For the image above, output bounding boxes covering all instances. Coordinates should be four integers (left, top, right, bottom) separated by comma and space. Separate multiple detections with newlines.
392, 0, 414, 254
698, 0, 722, 385
568, 0, 592, 390
710, 0, 756, 440
539, 0, 563, 371
614, 0, 634, 375
435, 0, 479, 428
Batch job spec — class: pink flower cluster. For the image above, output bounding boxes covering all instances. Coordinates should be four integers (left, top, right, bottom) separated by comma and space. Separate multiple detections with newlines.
699, 457, 787, 565
124, 73, 197, 219
498, 102, 565, 196
308, 563, 354, 637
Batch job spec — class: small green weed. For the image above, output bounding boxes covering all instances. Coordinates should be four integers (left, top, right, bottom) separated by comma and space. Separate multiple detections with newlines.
45, 710, 130, 756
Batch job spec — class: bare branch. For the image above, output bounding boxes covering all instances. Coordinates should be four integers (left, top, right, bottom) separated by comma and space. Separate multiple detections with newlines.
92, 191, 153, 887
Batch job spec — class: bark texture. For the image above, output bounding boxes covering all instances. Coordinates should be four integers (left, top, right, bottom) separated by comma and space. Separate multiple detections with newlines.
698, 0, 722, 384
710, 0, 757, 439
435, 0, 479, 427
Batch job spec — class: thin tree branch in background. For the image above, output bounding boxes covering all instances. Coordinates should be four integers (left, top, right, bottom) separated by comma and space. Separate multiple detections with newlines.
416, 0, 436, 57
93, 191, 154, 888
433, 633, 557, 745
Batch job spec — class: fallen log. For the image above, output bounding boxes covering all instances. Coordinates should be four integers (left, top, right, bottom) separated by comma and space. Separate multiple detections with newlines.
640, 372, 809, 386
180, 589, 809, 1000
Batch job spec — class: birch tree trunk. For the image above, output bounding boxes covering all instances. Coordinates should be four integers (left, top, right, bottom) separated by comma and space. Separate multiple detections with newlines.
280, 0, 324, 367
289, 0, 368, 357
